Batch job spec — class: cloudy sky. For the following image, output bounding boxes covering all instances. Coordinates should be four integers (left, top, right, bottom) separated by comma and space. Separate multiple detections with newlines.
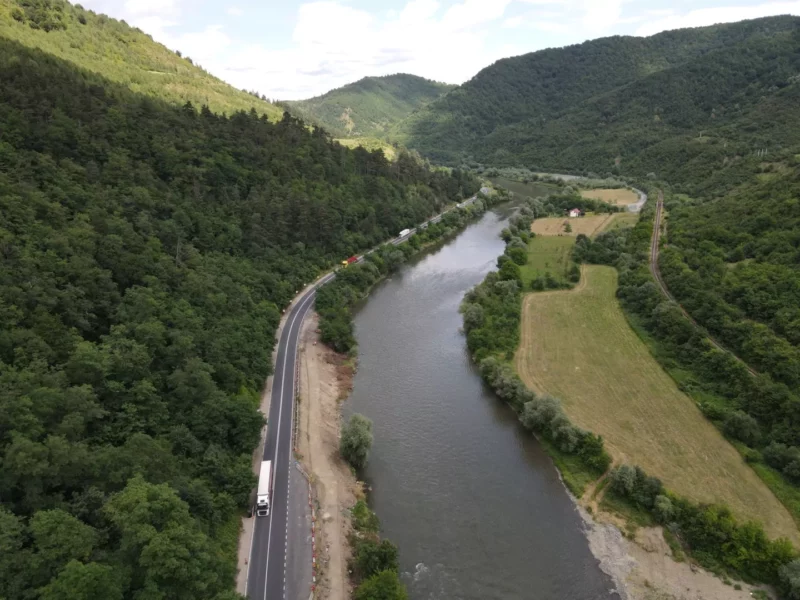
80, 0, 800, 100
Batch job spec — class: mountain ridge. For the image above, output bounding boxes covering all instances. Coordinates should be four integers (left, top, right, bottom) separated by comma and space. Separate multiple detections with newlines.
286, 73, 454, 138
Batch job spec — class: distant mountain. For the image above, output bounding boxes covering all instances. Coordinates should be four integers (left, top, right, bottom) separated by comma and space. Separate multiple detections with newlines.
392, 15, 800, 188
286, 74, 454, 138
0, 0, 283, 119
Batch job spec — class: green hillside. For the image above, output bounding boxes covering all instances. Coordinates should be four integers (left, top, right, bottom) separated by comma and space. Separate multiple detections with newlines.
0, 36, 476, 599
393, 15, 800, 189
0, 0, 283, 119
287, 73, 454, 138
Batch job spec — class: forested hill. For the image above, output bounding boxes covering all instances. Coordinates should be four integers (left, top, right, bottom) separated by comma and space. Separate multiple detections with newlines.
286, 74, 454, 139
0, 0, 283, 119
392, 16, 800, 187
0, 37, 476, 600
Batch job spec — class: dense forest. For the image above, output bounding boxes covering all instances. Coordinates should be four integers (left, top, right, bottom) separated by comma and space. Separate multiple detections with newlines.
0, 37, 477, 599
393, 16, 800, 195
286, 74, 453, 139
0, 0, 283, 119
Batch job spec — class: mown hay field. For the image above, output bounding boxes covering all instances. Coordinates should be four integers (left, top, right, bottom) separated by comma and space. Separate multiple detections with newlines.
580, 187, 640, 206
515, 265, 799, 543
531, 214, 616, 237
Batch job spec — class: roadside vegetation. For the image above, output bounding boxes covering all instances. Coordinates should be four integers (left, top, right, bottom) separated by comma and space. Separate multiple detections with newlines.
349, 501, 407, 600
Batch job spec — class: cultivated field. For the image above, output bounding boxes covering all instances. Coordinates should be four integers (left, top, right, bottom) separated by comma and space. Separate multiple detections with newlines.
580, 187, 639, 206
515, 265, 799, 542
531, 214, 616, 237
518, 236, 575, 286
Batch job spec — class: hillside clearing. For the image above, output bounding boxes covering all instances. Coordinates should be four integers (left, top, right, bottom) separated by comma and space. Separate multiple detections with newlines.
514, 265, 799, 543
580, 188, 640, 206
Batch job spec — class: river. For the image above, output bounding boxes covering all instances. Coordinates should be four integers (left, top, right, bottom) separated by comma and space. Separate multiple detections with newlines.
345, 192, 618, 600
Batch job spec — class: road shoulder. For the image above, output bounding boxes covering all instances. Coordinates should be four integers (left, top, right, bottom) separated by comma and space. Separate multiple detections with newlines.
296, 313, 360, 600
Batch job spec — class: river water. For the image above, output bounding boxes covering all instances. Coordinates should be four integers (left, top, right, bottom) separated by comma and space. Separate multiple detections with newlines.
345, 195, 618, 600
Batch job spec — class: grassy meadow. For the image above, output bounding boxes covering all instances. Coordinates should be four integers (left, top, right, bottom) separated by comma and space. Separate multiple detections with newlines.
514, 265, 799, 543
518, 236, 575, 287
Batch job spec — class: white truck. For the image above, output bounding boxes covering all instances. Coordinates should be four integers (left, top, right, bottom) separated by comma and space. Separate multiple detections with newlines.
399, 228, 411, 238
256, 460, 273, 517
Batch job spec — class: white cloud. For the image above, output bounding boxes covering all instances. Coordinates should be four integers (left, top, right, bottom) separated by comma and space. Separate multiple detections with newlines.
581, 0, 623, 31
215, 0, 521, 99
635, 1, 800, 36
227, 7, 244, 16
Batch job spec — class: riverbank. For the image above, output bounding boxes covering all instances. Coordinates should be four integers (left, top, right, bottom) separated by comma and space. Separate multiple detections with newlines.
296, 312, 360, 600
579, 504, 766, 600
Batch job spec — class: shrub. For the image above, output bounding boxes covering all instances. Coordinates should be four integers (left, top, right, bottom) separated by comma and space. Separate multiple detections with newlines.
354, 570, 407, 600
341, 414, 373, 470
354, 539, 399, 579
723, 410, 761, 446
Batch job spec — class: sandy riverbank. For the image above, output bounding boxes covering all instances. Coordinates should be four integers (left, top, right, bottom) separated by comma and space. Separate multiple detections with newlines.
579, 503, 770, 600
296, 313, 361, 600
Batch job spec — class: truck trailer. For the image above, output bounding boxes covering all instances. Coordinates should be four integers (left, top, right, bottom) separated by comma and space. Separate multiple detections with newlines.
256, 460, 273, 517
341, 255, 358, 267
399, 228, 411, 238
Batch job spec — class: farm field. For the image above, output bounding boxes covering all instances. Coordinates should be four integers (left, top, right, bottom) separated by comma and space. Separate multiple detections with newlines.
518, 236, 575, 287
531, 214, 616, 237
514, 265, 799, 543
580, 187, 639, 206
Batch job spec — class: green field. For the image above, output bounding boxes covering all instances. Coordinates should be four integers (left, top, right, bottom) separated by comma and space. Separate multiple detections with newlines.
518, 236, 575, 287
515, 265, 799, 543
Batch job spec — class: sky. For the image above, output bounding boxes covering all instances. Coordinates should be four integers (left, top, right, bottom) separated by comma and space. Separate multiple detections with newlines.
80, 0, 800, 100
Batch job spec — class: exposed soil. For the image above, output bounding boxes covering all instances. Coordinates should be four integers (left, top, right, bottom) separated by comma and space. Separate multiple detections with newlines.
296, 313, 360, 600
580, 504, 771, 600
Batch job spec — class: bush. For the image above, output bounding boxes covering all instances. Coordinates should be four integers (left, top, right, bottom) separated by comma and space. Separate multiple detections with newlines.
723, 410, 761, 446
351, 500, 380, 533
653, 495, 674, 523
341, 414, 373, 470
354, 539, 399, 579
506, 246, 528, 265
354, 570, 408, 600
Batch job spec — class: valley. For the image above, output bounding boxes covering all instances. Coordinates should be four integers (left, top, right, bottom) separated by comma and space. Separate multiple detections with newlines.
3, 3, 800, 600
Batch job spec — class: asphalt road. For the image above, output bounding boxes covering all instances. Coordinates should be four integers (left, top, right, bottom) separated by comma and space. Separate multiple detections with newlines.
246, 193, 480, 600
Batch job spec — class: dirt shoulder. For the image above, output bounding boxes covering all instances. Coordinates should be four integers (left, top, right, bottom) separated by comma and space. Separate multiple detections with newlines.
296, 313, 360, 600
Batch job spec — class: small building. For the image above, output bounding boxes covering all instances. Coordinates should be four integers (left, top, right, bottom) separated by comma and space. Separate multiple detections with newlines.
569, 208, 582, 218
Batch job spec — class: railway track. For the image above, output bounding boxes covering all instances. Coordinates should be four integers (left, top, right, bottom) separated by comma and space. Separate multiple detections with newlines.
649, 190, 758, 377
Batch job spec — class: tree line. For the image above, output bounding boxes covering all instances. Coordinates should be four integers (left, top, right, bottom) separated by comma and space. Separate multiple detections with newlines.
0, 38, 477, 599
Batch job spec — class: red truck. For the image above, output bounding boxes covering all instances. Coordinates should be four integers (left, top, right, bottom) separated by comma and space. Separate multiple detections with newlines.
341, 255, 358, 267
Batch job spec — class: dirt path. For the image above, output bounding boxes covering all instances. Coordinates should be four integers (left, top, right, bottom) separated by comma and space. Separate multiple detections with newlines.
649, 191, 757, 377
296, 313, 359, 600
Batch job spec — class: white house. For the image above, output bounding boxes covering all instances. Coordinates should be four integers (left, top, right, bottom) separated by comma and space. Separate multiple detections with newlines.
569, 208, 581, 218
